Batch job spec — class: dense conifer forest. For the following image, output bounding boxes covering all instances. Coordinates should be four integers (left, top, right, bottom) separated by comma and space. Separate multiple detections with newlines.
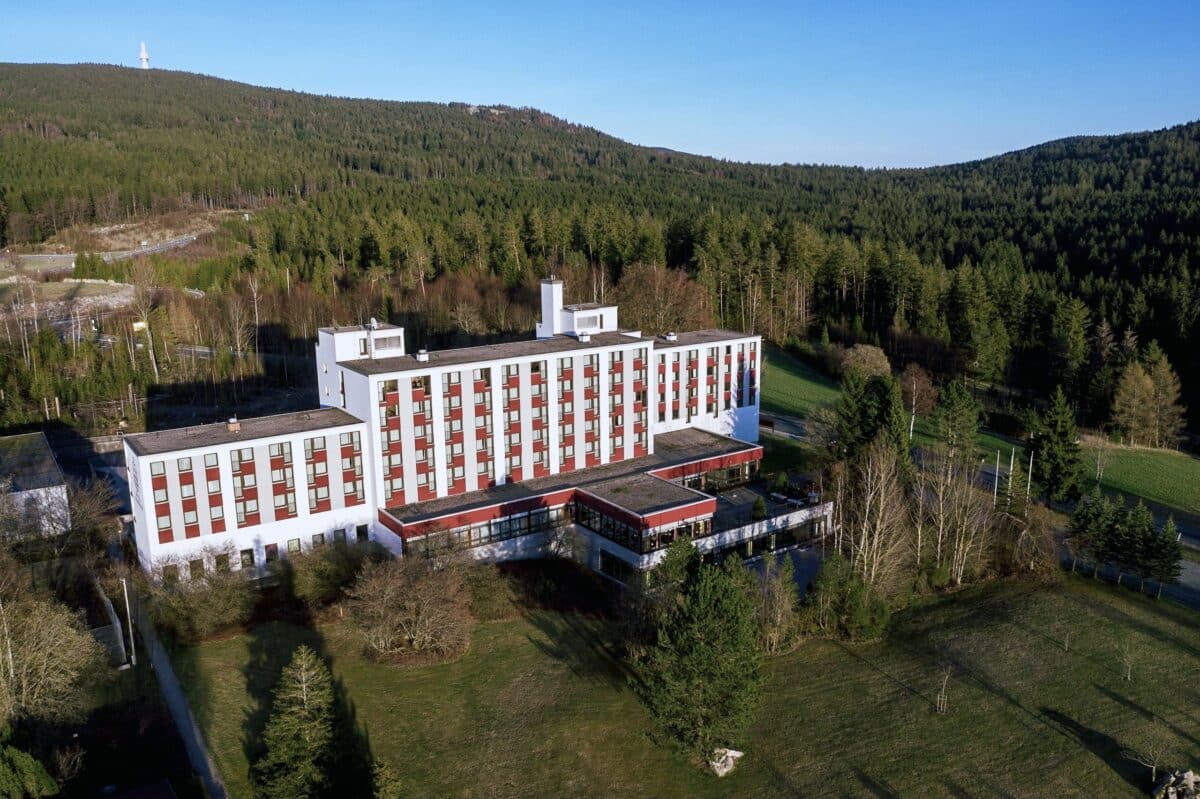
0, 63, 1197, 433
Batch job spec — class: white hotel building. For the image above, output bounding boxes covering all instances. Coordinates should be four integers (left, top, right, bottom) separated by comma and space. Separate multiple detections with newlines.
125, 280, 830, 582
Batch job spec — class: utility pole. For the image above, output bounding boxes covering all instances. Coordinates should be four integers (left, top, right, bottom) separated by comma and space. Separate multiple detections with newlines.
122, 577, 137, 667
993, 450, 1000, 507
0, 596, 14, 682
1025, 450, 1034, 503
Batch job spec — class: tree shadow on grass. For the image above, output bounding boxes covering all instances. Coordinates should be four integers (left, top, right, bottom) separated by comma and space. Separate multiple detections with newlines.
1039, 707, 1146, 793
1094, 683, 1200, 747
850, 766, 900, 798
240, 581, 375, 796
523, 608, 635, 692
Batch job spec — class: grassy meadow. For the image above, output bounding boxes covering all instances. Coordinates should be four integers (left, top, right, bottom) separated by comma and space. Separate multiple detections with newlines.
174, 575, 1199, 798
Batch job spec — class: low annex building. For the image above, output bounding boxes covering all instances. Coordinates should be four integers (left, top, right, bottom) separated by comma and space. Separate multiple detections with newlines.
0, 432, 71, 536
124, 279, 831, 581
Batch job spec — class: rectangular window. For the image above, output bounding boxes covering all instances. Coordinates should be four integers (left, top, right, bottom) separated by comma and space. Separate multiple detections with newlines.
204, 452, 218, 468
180, 482, 195, 499
287, 538, 301, 554
153, 487, 168, 504
356, 524, 369, 543
210, 504, 224, 520
265, 543, 279, 563
312, 533, 326, 548
189, 559, 204, 580
183, 509, 198, 525
156, 514, 171, 530
240, 549, 255, 568
215, 553, 231, 572
179, 457, 193, 471
207, 478, 221, 494
151, 461, 165, 476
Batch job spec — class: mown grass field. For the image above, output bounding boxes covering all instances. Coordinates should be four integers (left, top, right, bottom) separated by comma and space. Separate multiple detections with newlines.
1083, 443, 1200, 520
760, 344, 841, 420
175, 576, 1200, 798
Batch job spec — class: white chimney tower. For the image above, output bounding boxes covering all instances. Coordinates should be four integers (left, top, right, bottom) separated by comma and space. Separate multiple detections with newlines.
139, 42, 150, 70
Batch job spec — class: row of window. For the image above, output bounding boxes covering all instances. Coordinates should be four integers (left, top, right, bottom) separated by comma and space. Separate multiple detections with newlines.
406, 506, 569, 554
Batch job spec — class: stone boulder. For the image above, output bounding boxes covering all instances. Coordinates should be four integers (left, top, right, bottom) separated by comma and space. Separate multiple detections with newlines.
1154, 769, 1199, 799
708, 748, 744, 777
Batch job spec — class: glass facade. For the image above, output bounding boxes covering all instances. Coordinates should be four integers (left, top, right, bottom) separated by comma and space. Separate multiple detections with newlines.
569, 500, 712, 555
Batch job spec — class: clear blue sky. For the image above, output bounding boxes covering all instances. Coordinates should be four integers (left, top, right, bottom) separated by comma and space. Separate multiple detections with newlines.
3, 0, 1197, 167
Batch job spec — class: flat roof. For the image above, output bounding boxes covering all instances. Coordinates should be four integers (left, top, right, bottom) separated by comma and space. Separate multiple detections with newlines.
580, 471, 710, 516
341, 331, 643, 376
0, 432, 64, 492
124, 408, 362, 457
387, 427, 758, 524
654, 329, 754, 348
564, 302, 616, 311
341, 328, 756, 377
318, 323, 402, 334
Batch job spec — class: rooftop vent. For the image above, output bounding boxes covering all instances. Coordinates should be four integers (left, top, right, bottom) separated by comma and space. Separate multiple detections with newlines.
368, 317, 379, 330
665, 332, 678, 342
577, 333, 591, 343
415, 349, 430, 362
227, 416, 241, 433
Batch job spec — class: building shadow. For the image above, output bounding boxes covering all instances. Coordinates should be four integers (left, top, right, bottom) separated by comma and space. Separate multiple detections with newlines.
1038, 707, 1146, 793
508, 558, 635, 692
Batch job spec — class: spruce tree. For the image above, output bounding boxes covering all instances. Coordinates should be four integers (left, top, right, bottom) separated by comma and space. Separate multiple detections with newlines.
1149, 517, 1183, 598
1029, 386, 1082, 503
932, 380, 981, 456
639, 561, 762, 759
253, 645, 335, 799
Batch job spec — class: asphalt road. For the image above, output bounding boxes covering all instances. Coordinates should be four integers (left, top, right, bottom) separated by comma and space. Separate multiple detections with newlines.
3, 234, 198, 271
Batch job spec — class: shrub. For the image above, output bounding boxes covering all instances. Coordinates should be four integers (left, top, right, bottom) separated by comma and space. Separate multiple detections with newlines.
803, 553, 890, 641
289, 541, 387, 609
751, 496, 768, 521
345, 556, 470, 661
146, 556, 255, 643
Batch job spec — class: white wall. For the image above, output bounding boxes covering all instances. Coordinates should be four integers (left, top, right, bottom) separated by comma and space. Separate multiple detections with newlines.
125, 421, 383, 575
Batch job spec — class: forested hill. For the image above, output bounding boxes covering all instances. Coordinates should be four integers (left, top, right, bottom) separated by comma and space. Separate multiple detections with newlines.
2, 62, 1198, 283
1, 63, 1199, 429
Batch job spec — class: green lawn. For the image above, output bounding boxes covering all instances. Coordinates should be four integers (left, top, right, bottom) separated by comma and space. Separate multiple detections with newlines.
1083, 444, 1200, 520
175, 575, 1200, 798
760, 344, 841, 420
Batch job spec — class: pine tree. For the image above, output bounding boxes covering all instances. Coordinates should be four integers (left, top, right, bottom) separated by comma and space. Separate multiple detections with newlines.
1068, 487, 1110, 571
835, 369, 870, 460
1119, 502, 1155, 588
932, 380, 981, 456
1148, 517, 1183, 598
0, 736, 57, 799
639, 561, 762, 759
253, 646, 335, 799
1029, 386, 1082, 503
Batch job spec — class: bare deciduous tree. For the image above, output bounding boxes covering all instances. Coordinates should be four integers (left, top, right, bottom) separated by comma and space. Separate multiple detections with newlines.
1122, 717, 1177, 785
0, 554, 107, 727
130, 260, 160, 382
917, 449, 994, 586
845, 438, 911, 592
1115, 635, 1138, 682
346, 555, 470, 660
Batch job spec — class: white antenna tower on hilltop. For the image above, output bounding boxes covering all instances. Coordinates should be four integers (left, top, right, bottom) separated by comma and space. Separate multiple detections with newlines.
139, 42, 150, 70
